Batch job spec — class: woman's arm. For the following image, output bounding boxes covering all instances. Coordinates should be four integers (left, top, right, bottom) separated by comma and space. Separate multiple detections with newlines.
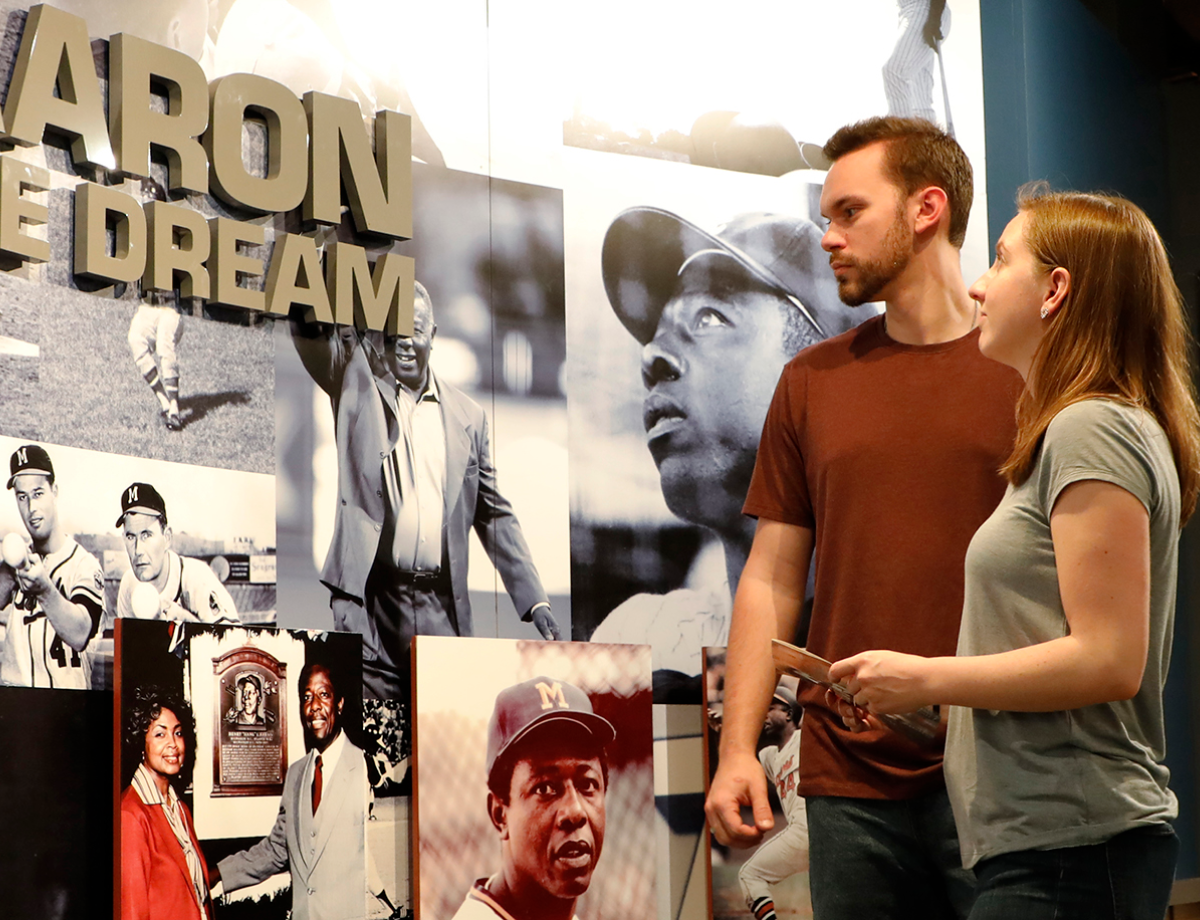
830, 479, 1151, 713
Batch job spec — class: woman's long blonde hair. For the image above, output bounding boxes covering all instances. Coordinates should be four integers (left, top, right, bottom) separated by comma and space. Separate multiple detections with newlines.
1004, 184, 1200, 521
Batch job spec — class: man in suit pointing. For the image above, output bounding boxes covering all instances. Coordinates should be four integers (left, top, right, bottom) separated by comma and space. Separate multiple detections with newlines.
293, 282, 560, 702
215, 662, 386, 919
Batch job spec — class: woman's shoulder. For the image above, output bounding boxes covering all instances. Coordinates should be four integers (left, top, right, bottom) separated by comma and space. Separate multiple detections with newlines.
120, 785, 153, 822
1046, 398, 1163, 445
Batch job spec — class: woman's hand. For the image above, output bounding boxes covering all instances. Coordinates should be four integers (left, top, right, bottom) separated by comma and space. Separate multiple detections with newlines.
829, 650, 935, 715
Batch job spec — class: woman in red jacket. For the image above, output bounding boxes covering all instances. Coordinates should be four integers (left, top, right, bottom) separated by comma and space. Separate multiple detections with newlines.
121, 688, 213, 920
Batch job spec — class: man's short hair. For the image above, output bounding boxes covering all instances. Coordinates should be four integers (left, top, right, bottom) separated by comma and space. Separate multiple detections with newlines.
823, 116, 973, 249
299, 661, 341, 702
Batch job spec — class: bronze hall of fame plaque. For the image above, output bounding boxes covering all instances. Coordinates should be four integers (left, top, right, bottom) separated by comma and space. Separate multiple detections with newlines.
212, 647, 288, 797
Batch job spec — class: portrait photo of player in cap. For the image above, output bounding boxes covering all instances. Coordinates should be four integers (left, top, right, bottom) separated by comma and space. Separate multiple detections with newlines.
0, 442, 106, 690
115, 481, 241, 625
414, 636, 654, 920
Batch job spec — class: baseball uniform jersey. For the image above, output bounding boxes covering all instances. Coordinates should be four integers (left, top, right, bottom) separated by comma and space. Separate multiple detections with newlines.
0, 537, 104, 689
738, 729, 810, 909
117, 549, 239, 624
450, 880, 580, 920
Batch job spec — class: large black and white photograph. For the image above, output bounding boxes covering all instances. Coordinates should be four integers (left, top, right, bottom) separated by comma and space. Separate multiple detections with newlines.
703, 648, 810, 920
276, 163, 570, 703
115, 618, 395, 920
413, 636, 654, 920
565, 149, 873, 701
0, 436, 274, 692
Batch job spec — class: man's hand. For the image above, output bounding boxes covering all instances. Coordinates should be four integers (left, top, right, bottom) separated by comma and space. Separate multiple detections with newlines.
531, 604, 562, 641
829, 650, 934, 715
14, 554, 52, 600
705, 750, 774, 847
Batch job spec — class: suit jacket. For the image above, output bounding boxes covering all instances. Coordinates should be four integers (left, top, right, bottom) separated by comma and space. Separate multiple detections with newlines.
218, 738, 366, 920
292, 322, 548, 636
120, 785, 213, 920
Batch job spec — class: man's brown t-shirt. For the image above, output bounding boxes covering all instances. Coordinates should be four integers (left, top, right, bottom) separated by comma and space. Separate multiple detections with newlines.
744, 315, 1022, 800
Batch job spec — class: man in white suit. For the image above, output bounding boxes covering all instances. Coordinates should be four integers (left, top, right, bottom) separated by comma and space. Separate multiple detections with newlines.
215, 661, 379, 919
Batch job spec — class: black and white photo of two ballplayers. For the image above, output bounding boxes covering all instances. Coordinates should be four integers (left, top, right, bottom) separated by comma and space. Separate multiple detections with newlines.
0, 437, 274, 691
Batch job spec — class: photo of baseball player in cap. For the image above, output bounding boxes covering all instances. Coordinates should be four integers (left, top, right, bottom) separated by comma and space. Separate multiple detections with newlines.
415, 637, 654, 920
115, 482, 240, 624
587, 205, 868, 697
450, 676, 615, 920
0, 443, 105, 689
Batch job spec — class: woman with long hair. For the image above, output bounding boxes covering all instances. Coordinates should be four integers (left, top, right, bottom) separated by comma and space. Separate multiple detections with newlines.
829, 185, 1200, 918
121, 687, 213, 920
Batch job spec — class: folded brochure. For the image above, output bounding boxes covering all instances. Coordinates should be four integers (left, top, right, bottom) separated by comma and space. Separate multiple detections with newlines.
771, 639, 940, 744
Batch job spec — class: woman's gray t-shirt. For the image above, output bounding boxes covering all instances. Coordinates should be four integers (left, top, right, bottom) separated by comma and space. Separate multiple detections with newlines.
944, 399, 1180, 868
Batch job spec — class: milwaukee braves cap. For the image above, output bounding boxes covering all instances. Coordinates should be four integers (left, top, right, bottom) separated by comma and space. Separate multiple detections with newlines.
601, 208, 858, 346
486, 676, 616, 779
116, 482, 168, 527
7, 444, 54, 489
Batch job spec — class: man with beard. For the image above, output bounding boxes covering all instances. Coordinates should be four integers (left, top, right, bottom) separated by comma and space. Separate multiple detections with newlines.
215, 662, 387, 919
452, 677, 614, 920
592, 209, 863, 698
706, 117, 1022, 919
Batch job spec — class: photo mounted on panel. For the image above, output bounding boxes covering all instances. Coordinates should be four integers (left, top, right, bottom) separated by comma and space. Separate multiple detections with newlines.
413, 636, 654, 920
0, 435, 274, 691
114, 618, 378, 920
564, 147, 871, 704
0, 685, 111, 920
703, 647, 811, 920
275, 164, 569, 681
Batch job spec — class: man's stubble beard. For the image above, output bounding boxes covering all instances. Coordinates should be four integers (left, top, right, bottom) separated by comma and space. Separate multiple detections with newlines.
835, 211, 915, 307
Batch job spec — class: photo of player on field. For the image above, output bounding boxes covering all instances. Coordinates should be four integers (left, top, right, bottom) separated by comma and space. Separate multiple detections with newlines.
704, 649, 811, 920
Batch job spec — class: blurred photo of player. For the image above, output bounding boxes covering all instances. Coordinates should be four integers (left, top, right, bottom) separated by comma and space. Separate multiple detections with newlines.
0, 444, 105, 689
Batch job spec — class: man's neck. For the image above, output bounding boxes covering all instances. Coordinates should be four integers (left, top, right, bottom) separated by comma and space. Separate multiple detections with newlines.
33, 529, 65, 557
314, 726, 342, 756
881, 244, 977, 346
399, 370, 431, 398
779, 722, 797, 748
488, 872, 576, 920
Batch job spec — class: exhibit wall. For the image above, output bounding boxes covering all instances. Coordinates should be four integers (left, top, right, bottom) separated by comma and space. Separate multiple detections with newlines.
6, 0, 1197, 918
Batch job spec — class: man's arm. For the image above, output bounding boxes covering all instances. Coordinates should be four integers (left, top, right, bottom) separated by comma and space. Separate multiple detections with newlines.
215, 799, 291, 894
469, 411, 557, 638
18, 558, 97, 652
290, 316, 357, 399
705, 518, 812, 848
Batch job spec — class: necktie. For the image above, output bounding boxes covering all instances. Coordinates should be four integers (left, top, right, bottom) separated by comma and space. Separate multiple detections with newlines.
311, 754, 323, 815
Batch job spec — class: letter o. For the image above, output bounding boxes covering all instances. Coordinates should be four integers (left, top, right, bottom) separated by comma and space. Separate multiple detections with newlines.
205, 74, 308, 214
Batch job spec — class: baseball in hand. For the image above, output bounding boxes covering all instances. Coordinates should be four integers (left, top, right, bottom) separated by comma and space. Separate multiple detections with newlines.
131, 581, 161, 619
2, 532, 27, 568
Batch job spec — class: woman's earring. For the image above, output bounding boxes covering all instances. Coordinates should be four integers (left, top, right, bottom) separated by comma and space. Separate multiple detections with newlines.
1040, 305, 1051, 319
